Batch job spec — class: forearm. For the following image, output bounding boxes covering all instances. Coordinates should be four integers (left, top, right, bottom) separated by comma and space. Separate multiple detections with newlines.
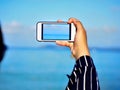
66, 55, 100, 90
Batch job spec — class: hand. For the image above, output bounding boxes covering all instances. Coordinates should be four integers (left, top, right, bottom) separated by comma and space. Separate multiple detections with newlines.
56, 18, 90, 60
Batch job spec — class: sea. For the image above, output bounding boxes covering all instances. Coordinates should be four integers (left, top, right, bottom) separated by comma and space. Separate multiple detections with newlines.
0, 45, 120, 90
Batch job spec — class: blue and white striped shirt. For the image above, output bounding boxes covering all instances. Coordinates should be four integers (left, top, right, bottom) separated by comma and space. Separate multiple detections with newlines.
66, 55, 100, 90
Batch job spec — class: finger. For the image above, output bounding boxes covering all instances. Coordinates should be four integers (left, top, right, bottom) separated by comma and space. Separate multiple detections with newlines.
57, 19, 63, 23
68, 18, 84, 32
68, 17, 79, 23
68, 18, 78, 25
56, 41, 71, 47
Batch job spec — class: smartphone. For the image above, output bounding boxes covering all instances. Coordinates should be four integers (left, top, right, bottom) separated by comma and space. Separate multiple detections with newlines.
36, 21, 76, 42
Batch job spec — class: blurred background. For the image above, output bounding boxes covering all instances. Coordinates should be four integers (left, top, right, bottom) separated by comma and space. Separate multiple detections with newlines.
0, 0, 120, 90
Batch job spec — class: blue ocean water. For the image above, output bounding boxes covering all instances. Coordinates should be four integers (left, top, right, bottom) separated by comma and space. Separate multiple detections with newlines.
43, 34, 69, 40
0, 46, 120, 90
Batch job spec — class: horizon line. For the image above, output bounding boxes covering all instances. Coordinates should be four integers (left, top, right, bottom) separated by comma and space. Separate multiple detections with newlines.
6, 45, 120, 51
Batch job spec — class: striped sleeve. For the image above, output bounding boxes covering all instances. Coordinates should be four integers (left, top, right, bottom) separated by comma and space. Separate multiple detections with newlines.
65, 55, 100, 90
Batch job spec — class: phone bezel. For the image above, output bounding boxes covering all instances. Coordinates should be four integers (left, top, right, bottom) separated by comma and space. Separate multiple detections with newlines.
36, 21, 76, 42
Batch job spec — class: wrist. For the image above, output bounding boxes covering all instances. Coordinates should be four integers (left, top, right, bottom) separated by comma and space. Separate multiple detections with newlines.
74, 47, 90, 60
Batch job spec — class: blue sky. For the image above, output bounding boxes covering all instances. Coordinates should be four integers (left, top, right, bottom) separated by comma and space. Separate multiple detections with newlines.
0, 0, 120, 48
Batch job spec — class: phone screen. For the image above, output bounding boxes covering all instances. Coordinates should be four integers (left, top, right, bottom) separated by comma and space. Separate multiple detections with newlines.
42, 23, 71, 40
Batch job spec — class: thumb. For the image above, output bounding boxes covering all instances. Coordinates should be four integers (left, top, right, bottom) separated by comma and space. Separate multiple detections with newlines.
56, 41, 70, 47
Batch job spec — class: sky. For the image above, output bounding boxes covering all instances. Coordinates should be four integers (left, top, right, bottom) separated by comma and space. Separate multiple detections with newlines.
0, 0, 120, 48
